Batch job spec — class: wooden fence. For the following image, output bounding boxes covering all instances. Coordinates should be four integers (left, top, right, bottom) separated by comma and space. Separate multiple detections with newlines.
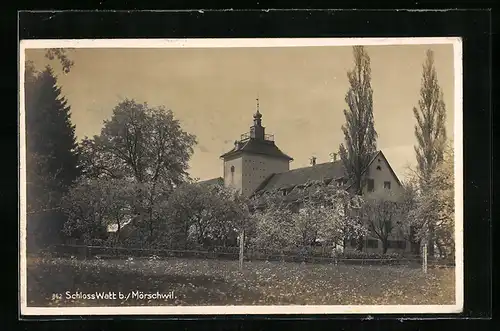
42, 244, 455, 267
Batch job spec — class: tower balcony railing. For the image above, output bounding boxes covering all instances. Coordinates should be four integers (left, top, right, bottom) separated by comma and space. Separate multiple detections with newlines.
240, 132, 251, 141
239, 132, 275, 142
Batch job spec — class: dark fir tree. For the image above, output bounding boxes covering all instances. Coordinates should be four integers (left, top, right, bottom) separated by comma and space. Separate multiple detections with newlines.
25, 65, 79, 251
413, 49, 447, 258
338, 46, 378, 251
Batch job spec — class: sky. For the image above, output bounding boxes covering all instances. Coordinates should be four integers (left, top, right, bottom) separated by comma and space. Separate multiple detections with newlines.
24, 43, 455, 182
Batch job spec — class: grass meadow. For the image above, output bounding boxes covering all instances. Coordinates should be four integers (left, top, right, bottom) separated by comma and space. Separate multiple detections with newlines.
26, 256, 455, 307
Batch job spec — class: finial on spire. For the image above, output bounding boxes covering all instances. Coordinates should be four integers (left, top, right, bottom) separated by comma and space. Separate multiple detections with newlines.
253, 96, 262, 120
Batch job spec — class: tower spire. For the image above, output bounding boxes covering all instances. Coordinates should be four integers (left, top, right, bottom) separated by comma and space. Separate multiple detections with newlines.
251, 96, 264, 139
253, 96, 262, 123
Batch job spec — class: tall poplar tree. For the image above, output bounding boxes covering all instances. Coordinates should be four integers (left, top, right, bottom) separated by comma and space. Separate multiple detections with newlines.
338, 46, 378, 251
413, 49, 448, 258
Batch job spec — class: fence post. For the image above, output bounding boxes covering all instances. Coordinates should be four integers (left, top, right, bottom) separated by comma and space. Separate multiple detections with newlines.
239, 229, 245, 271
422, 243, 428, 273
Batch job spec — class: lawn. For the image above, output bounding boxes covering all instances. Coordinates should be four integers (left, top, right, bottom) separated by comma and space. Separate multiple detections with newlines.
26, 256, 455, 306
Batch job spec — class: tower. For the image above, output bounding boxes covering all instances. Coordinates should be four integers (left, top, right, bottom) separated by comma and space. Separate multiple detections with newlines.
220, 99, 293, 197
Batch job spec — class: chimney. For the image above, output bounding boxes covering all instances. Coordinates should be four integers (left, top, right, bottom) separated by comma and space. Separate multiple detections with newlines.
310, 156, 317, 166
234, 140, 239, 150
330, 152, 338, 162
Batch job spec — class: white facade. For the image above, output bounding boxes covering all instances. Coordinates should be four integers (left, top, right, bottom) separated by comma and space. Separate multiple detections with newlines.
223, 155, 244, 194
224, 153, 290, 197
362, 152, 403, 199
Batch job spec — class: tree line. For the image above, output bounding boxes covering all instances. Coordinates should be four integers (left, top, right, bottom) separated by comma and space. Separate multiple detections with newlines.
337, 46, 453, 258
24, 46, 454, 259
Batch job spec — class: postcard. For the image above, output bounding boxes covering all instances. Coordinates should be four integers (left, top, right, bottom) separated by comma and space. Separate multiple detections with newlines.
19, 37, 463, 315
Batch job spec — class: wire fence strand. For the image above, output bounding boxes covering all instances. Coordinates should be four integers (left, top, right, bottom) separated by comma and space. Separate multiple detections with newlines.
40, 244, 455, 267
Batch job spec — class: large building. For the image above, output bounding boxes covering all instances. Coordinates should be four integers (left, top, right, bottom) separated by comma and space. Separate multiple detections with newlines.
201, 106, 411, 254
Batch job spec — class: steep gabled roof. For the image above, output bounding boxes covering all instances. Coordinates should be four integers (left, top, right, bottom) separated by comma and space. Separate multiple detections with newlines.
254, 150, 402, 195
351, 150, 402, 188
220, 139, 293, 161
378, 150, 402, 187
255, 160, 345, 193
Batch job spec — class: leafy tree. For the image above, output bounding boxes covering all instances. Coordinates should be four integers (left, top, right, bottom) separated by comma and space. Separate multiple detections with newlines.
338, 46, 378, 251
295, 180, 367, 251
60, 179, 113, 244
79, 99, 196, 184
413, 49, 448, 257
394, 180, 421, 255
291, 203, 323, 248
205, 185, 250, 248
432, 144, 455, 259
249, 181, 367, 253
161, 183, 199, 249
44, 48, 74, 74
61, 178, 145, 244
165, 183, 247, 249
25, 66, 79, 251
78, 99, 197, 244
249, 191, 295, 252
320, 188, 367, 251
411, 140, 454, 258
362, 192, 403, 254
25, 48, 74, 81
289, 180, 339, 249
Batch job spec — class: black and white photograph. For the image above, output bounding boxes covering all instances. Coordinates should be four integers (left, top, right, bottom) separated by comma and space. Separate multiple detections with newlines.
19, 38, 463, 315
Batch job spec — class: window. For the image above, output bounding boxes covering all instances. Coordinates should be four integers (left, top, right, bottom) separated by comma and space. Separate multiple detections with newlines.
367, 178, 375, 192
230, 165, 235, 173
384, 181, 391, 189
376, 165, 381, 170
367, 239, 379, 249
